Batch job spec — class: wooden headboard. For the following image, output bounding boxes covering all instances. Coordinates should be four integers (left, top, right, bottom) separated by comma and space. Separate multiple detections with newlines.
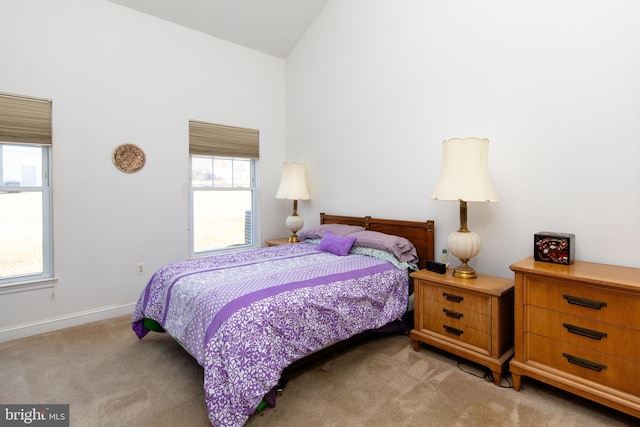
320, 213, 435, 269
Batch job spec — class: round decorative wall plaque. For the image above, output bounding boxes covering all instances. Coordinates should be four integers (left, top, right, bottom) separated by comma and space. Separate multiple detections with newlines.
113, 143, 146, 173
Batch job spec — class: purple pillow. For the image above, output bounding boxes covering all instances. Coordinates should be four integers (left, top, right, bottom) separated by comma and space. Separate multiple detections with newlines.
298, 224, 365, 240
318, 231, 356, 256
349, 230, 419, 263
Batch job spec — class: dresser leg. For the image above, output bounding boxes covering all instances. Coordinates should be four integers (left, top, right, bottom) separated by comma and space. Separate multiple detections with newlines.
492, 370, 502, 386
512, 373, 522, 391
411, 339, 420, 352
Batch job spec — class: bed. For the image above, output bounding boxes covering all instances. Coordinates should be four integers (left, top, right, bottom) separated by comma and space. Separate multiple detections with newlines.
132, 213, 434, 426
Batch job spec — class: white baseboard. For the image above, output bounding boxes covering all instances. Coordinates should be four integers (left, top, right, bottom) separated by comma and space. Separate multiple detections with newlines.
0, 303, 136, 343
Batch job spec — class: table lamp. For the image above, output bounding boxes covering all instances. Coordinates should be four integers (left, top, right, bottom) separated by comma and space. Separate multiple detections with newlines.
431, 137, 498, 279
275, 162, 311, 243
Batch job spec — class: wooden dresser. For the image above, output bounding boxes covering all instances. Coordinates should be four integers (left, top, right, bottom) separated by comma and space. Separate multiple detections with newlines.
509, 257, 640, 418
410, 269, 514, 385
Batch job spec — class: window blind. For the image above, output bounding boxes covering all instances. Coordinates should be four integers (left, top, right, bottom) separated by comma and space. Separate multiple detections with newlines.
0, 92, 52, 146
189, 120, 259, 159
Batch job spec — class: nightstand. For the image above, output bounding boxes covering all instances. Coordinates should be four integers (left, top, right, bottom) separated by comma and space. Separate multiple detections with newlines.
410, 269, 514, 385
264, 238, 296, 247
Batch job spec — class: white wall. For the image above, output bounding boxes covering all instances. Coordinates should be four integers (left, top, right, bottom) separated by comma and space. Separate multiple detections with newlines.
287, 0, 640, 278
2, 0, 639, 341
0, 0, 288, 340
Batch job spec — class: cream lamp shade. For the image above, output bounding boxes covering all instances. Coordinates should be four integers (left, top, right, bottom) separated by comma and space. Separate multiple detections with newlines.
431, 137, 498, 279
431, 137, 498, 203
276, 163, 311, 243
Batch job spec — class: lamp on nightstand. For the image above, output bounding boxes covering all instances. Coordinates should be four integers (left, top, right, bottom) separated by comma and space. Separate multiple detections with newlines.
276, 162, 311, 243
431, 137, 498, 279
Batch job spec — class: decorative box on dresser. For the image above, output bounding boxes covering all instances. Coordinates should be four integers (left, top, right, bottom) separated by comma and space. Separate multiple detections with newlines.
509, 257, 640, 418
409, 269, 514, 385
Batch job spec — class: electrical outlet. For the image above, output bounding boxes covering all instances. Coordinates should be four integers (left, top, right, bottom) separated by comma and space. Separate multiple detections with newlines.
137, 263, 144, 275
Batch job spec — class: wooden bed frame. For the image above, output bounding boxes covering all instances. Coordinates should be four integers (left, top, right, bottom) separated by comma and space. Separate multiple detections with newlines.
320, 213, 436, 268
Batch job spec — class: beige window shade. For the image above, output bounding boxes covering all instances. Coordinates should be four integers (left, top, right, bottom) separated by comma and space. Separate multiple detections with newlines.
189, 120, 259, 159
0, 92, 52, 146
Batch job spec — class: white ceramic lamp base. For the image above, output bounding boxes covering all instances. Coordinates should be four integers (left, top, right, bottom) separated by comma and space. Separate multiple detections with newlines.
285, 214, 304, 243
448, 230, 481, 279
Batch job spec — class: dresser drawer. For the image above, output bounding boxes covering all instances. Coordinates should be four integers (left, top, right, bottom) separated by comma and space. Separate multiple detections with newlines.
526, 333, 640, 396
422, 314, 490, 353
526, 305, 640, 363
424, 304, 489, 334
525, 277, 640, 329
423, 283, 491, 316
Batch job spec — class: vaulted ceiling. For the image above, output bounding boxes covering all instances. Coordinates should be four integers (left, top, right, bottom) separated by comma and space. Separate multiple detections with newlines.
107, 0, 328, 58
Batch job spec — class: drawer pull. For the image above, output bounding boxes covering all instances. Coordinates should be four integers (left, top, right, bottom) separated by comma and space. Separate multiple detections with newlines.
442, 325, 463, 336
443, 308, 463, 319
562, 353, 607, 372
562, 323, 608, 340
443, 292, 464, 303
562, 294, 607, 310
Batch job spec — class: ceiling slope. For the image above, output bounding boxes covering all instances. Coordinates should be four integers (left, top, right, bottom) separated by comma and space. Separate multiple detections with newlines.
107, 0, 328, 58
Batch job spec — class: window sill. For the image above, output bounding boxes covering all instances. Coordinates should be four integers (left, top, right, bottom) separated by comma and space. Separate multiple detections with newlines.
0, 277, 58, 295
191, 244, 259, 259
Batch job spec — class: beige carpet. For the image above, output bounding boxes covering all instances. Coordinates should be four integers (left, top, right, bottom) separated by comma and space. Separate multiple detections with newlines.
0, 315, 636, 426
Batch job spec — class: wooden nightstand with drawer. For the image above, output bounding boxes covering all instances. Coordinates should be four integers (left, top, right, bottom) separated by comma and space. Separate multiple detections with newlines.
509, 257, 640, 418
264, 238, 296, 247
410, 269, 514, 385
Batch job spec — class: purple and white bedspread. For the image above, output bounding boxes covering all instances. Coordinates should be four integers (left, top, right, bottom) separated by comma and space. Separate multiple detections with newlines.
132, 243, 409, 427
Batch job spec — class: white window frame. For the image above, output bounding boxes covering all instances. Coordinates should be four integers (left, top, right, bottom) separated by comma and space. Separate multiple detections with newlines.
0, 143, 54, 292
189, 155, 259, 257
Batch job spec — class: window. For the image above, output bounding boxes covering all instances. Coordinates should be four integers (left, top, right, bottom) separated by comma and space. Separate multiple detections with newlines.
0, 93, 53, 286
189, 121, 259, 255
